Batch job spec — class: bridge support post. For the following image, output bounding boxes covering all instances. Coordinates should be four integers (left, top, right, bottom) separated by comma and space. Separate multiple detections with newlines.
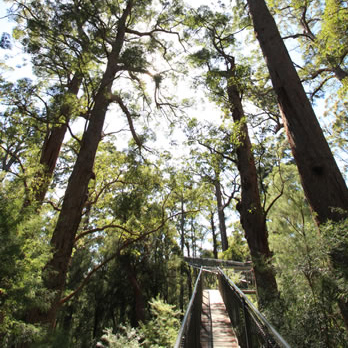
242, 298, 251, 348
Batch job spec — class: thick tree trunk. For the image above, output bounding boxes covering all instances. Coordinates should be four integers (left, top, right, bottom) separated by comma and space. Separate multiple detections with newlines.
214, 178, 229, 251
247, 0, 348, 326
247, 0, 348, 224
28, 1, 134, 327
33, 74, 82, 205
44, 79, 113, 326
226, 66, 279, 308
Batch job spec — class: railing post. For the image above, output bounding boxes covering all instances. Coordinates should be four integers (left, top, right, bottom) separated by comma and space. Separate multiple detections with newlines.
242, 297, 251, 348
217, 267, 291, 348
195, 270, 203, 346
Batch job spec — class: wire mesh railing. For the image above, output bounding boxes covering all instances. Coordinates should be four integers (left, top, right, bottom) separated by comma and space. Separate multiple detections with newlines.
218, 267, 290, 348
174, 267, 203, 348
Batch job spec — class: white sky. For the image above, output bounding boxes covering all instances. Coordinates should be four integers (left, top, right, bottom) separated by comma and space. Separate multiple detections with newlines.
0, 0, 346, 252
0, 2, 227, 169
0, 0, 346, 173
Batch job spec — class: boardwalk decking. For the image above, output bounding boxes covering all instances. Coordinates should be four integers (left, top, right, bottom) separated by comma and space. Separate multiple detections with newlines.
200, 289, 239, 348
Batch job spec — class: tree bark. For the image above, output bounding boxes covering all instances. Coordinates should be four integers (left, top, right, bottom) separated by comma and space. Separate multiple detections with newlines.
247, 0, 348, 325
125, 263, 145, 325
28, 0, 134, 327
33, 73, 82, 205
214, 178, 229, 251
333, 66, 348, 82
246, 0, 348, 225
210, 212, 218, 258
226, 62, 279, 308
179, 198, 185, 315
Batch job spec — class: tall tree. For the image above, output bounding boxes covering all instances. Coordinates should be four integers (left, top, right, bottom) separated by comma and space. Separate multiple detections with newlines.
188, 136, 233, 252
246, 0, 348, 224
246, 0, 348, 326
9, 0, 93, 205
187, 7, 280, 308
27, 0, 183, 327
166, 168, 203, 313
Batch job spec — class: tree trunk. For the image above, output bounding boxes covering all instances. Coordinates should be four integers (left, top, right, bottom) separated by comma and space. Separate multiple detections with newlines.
247, 0, 348, 224
214, 178, 229, 251
125, 263, 145, 325
247, 0, 348, 325
33, 74, 82, 205
226, 65, 279, 309
179, 199, 185, 315
27, 1, 134, 327
210, 212, 218, 259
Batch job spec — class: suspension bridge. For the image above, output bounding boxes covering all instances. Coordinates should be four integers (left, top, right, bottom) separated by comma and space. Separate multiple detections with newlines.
174, 257, 290, 348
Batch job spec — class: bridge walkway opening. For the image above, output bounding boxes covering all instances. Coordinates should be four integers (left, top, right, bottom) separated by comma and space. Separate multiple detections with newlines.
175, 257, 291, 348
201, 289, 239, 347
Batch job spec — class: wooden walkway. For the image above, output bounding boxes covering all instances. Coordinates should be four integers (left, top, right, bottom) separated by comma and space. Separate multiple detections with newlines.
201, 289, 239, 348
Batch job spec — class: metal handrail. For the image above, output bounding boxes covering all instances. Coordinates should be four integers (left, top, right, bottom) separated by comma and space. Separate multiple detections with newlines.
218, 267, 291, 348
184, 256, 252, 270
176, 260, 290, 348
174, 267, 203, 348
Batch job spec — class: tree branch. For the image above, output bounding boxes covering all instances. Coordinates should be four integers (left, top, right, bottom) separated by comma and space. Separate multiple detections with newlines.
109, 94, 143, 149
62, 210, 198, 304
198, 140, 237, 164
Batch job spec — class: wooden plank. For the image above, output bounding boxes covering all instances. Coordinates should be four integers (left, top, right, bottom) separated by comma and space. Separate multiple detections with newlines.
201, 290, 239, 348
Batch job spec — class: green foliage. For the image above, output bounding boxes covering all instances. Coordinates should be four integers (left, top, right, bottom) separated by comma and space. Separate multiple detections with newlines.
266, 164, 348, 346
320, 215, 348, 295
0, 184, 53, 346
98, 326, 142, 348
140, 296, 181, 347
220, 229, 250, 262
97, 297, 180, 348
120, 45, 149, 69
318, 0, 348, 71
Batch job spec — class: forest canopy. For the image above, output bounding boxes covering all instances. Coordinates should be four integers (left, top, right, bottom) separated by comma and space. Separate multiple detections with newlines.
0, 0, 347, 347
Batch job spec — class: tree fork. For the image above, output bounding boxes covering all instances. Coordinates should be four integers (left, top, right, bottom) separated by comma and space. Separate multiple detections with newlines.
27, 0, 135, 328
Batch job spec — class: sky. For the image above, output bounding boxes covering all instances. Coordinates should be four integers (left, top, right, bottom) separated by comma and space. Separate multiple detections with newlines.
0, 0, 222, 157
0, 0, 346, 173
0, 0, 346, 251
0, 1, 34, 82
